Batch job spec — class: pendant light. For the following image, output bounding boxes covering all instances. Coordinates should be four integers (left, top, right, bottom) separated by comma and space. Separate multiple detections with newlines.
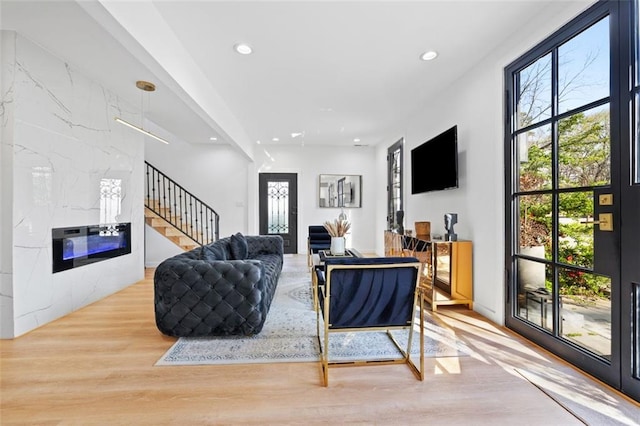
114, 80, 169, 145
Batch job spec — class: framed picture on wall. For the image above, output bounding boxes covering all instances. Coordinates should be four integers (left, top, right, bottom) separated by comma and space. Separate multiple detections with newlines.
318, 174, 362, 208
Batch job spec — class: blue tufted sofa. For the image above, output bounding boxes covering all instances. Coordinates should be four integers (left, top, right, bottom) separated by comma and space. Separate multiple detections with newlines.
154, 233, 284, 337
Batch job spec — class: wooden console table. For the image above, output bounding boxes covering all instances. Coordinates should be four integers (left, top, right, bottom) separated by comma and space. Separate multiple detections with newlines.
384, 231, 473, 311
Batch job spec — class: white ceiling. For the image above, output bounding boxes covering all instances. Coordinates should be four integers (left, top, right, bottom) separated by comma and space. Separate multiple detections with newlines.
1, 0, 588, 157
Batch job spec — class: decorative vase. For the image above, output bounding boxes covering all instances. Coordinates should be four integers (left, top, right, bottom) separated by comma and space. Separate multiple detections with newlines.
330, 236, 346, 256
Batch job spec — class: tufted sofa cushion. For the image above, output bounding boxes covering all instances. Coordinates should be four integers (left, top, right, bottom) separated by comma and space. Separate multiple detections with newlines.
201, 244, 227, 261
230, 232, 248, 260
154, 234, 283, 337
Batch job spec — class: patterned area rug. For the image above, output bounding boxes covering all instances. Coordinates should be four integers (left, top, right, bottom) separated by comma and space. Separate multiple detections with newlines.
156, 260, 469, 366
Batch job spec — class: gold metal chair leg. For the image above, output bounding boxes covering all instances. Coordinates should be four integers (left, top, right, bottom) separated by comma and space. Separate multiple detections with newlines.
311, 269, 318, 312
316, 300, 329, 386
419, 295, 425, 380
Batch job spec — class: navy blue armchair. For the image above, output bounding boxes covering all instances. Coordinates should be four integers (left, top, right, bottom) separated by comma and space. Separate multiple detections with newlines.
307, 225, 331, 267
316, 256, 424, 386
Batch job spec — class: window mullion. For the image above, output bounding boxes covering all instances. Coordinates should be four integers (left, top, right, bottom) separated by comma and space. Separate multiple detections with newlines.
551, 47, 561, 335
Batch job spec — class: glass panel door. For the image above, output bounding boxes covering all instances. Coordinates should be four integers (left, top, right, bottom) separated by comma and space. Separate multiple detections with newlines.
506, 0, 640, 402
387, 138, 403, 232
507, 5, 619, 386
258, 173, 298, 254
513, 16, 613, 361
266, 181, 289, 234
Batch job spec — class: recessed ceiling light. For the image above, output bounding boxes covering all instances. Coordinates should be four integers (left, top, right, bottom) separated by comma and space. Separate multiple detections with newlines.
234, 43, 253, 55
256, 140, 261, 144
272, 137, 279, 142
209, 137, 217, 141
353, 138, 361, 143
420, 51, 438, 61
291, 132, 303, 138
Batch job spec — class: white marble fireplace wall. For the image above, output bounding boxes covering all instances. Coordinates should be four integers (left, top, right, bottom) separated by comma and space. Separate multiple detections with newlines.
0, 31, 144, 338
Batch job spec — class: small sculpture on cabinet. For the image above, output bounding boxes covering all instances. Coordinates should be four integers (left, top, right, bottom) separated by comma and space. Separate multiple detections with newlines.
444, 213, 458, 241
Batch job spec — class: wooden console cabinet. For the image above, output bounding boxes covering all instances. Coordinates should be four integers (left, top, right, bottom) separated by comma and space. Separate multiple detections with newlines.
384, 231, 473, 311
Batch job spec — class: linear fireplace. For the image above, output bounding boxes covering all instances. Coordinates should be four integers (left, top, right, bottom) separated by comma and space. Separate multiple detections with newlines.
52, 223, 131, 273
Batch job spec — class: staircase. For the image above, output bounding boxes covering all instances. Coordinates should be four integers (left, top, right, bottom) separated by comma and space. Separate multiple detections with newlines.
145, 162, 219, 251
144, 207, 201, 251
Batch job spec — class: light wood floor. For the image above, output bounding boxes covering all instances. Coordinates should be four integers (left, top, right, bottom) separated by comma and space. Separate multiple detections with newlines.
1, 255, 637, 425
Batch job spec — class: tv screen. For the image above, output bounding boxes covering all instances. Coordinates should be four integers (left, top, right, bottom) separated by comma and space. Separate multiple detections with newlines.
411, 126, 458, 194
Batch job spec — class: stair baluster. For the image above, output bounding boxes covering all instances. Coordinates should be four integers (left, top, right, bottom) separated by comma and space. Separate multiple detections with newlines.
144, 161, 220, 250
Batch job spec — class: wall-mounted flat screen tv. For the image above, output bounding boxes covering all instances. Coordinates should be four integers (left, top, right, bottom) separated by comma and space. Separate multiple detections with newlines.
411, 125, 458, 194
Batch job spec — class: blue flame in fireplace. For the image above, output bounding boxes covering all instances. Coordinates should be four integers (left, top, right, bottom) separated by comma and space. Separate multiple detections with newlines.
62, 233, 127, 261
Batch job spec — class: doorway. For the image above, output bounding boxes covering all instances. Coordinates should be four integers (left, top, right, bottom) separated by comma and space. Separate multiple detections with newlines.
258, 173, 298, 254
504, 1, 639, 400
387, 138, 404, 231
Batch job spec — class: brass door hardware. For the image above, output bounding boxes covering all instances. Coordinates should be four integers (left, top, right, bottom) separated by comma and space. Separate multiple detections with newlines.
581, 213, 613, 231
598, 194, 613, 206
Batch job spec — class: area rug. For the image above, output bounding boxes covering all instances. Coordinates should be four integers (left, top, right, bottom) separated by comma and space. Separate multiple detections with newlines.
156, 261, 469, 366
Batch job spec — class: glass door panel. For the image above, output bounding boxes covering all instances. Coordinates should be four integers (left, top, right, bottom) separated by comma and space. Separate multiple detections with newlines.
517, 194, 552, 255
267, 181, 289, 234
559, 269, 611, 360
517, 125, 552, 191
387, 139, 403, 231
558, 17, 610, 113
558, 104, 610, 189
517, 260, 554, 332
558, 191, 595, 268
516, 53, 552, 128
631, 93, 640, 183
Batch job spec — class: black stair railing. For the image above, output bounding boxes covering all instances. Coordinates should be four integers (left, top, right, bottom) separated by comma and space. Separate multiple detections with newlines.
145, 161, 219, 246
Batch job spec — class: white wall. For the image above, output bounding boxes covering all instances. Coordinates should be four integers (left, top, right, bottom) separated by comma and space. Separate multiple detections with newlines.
144, 141, 378, 261
1, 32, 16, 338
374, 1, 593, 325
254, 144, 377, 254
0, 32, 145, 338
144, 137, 251, 266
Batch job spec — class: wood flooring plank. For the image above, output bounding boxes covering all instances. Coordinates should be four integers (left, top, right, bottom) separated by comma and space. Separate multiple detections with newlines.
1, 255, 636, 425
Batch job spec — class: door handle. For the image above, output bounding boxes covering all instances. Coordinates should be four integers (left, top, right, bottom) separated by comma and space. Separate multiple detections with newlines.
580, 213, 613, 231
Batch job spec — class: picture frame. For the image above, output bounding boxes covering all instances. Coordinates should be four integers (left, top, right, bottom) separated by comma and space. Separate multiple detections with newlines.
318, 174, 362, 208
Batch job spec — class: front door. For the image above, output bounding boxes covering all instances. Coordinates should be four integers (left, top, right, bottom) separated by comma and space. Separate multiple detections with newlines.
259, 173, 298, 254
505, 1, 639, 400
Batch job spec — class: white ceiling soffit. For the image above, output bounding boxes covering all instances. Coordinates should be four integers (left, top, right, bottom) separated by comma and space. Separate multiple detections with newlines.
2, 0, 594, 152
91, 0, 254, 159
1, 0, 237, 153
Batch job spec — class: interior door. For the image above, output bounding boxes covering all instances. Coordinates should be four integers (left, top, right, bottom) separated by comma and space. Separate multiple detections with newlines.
258, 173, 298, 254
505, 1, 640, 400
387, 138, 403, 231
